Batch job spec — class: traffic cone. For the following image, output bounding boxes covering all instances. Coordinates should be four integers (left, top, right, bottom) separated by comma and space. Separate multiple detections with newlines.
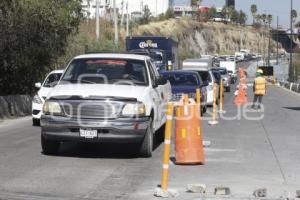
234, 83, 248, 105
175, 98, 205, 165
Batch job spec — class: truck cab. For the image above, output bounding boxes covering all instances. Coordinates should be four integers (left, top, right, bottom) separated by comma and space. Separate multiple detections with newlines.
40, 53, 171, 157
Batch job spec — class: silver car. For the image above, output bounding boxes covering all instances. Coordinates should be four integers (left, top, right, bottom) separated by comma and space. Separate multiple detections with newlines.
211, 67, 231, 92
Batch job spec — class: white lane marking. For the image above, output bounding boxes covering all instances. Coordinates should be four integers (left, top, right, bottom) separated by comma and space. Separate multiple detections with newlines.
205, 148, 237, 152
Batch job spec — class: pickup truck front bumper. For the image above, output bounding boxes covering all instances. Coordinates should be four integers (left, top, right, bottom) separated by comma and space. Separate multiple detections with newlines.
41, 115, 150, 143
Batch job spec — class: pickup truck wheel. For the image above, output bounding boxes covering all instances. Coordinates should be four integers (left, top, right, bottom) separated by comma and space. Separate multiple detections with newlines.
41, 135, 60, 155
201, 105, 207, 116
139, 118, 153, 158
32, 118, 40, 126
226, 87, 231, 92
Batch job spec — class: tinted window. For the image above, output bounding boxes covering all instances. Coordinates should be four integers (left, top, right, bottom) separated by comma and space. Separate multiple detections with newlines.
163, 73, 200, 86
43, 73, 62, 88
212, 71, 221, 83
212, 69, 228, 75
62, 58, 148, 86
197, 71, 211, 82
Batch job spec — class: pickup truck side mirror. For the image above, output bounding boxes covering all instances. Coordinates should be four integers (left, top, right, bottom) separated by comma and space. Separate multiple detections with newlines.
35, 82, 42, 88
154, 76, 167, 87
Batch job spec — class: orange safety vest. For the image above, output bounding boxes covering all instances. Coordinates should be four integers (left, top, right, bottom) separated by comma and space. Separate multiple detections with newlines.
254, 77, 266, 95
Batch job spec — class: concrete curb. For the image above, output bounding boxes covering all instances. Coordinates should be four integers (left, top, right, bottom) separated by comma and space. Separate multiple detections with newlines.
0, 95, 32, 119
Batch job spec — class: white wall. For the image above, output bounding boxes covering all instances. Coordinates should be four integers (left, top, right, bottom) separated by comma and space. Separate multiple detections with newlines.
82, 0, 170, 18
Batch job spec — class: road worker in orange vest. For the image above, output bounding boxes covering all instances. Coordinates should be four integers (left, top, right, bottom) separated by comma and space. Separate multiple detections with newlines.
251, 69, 266, 110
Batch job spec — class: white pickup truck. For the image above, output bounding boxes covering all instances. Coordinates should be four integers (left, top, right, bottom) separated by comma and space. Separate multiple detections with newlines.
40, 53, 172, 157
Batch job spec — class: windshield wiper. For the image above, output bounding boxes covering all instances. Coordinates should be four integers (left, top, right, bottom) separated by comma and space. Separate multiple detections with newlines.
62, 79, 97, 84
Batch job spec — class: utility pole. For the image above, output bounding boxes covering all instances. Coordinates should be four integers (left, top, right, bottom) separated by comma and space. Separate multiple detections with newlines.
96, 0, 100, 40
126, 1, 129, 36
276, 16, 279, 65
289, 0, 293, 82
156, 0, 158, 16
113, 0, 118, 47
239, 24, 242, 51
267, 19, 271, 66
120, 0, 124, 28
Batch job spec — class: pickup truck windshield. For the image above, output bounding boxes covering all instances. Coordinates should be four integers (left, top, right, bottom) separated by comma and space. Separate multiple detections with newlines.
163, 73, 200, 86
61, 58, 148, 86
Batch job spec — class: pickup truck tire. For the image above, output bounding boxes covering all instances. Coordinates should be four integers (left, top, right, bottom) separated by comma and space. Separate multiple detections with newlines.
139, 118, 153, 158
201, 105, 207, 115
41, 135, 60, 155
226, 87, 231, 92
32, 118, 40, 126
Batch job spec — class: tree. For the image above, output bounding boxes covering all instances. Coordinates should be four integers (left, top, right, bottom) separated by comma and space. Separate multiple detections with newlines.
191, 0, 202, 6
238, 10, 247, 25
230, 10, 239, 24
261, 14, 267, 26
0, 0, 83, 95
292, 9, 297, 23
267, 14, 273, 26
139, 5, 151, 25
222, 6, 235, 20
295, 21, 300, 27
250, 4, 257, 24
165, 8, 175, 19
207, 6, 217, 20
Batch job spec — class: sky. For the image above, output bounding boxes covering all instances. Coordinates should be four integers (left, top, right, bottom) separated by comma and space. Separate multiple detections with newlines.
201, 0, 300, 28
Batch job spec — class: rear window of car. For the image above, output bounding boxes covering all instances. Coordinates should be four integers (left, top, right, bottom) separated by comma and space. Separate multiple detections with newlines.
163, 73, 200, 86
197, 71, 211, 82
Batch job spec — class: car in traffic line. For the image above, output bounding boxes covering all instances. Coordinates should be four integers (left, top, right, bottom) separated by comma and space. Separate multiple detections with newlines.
32, 70, 64, 126
40, 53, 172, 157
211, 67, 231, 92
160, 70, 207, 114
182, 59, 219, 106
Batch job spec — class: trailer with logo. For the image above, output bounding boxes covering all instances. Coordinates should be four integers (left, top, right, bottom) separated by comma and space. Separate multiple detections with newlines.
125, 36, 179, 71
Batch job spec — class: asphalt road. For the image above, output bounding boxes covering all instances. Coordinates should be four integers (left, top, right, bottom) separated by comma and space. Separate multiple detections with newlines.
1, 62, 300, 200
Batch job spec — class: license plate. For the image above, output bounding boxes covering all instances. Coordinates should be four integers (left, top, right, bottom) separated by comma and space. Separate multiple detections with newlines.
80, 129, 97, 138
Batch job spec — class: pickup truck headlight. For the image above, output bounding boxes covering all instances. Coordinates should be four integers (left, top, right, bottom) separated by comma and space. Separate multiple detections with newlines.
122, 103, 146, 116
32, 95, 43, 104
43, 101, 63, 115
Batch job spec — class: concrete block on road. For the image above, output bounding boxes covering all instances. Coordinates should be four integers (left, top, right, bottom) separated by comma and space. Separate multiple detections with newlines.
186, 184, 206, 193
296, 190, 300, 198
253, 188, 267, 197
154, 188, 179, 198
203, 141, 211, 148
214, 186, 230, 196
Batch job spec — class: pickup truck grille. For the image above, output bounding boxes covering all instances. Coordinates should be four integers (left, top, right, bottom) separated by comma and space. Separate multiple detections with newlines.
61, 101, 124, 119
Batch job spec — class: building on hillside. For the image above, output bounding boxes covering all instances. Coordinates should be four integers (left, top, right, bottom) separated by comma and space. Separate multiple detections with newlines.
81, 0, 111, 18
226, 0, 235, 8
173, 5, 193, 18
131, 11, 143, 22
82, 0, 171, 19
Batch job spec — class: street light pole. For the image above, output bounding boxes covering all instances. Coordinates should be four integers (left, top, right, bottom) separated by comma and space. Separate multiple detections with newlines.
96, 0, 100, 40
126, 1, 129, 36
276, 16, 279, 65
289, 0, 293, 82
113, 0, 118, 47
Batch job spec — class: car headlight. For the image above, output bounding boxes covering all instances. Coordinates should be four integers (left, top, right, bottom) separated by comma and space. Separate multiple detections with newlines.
43, 101, 63, 115
32, 95, 43, 104
122, 103, 146, 116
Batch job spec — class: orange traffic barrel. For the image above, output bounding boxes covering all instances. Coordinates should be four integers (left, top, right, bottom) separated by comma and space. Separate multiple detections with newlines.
175, 98, 205, 165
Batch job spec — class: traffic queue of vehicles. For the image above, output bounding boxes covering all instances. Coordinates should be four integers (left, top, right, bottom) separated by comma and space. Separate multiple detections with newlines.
32, 36, 245, 158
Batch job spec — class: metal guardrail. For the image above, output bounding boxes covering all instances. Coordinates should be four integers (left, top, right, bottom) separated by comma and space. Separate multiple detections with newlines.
279, 81, 300, 93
